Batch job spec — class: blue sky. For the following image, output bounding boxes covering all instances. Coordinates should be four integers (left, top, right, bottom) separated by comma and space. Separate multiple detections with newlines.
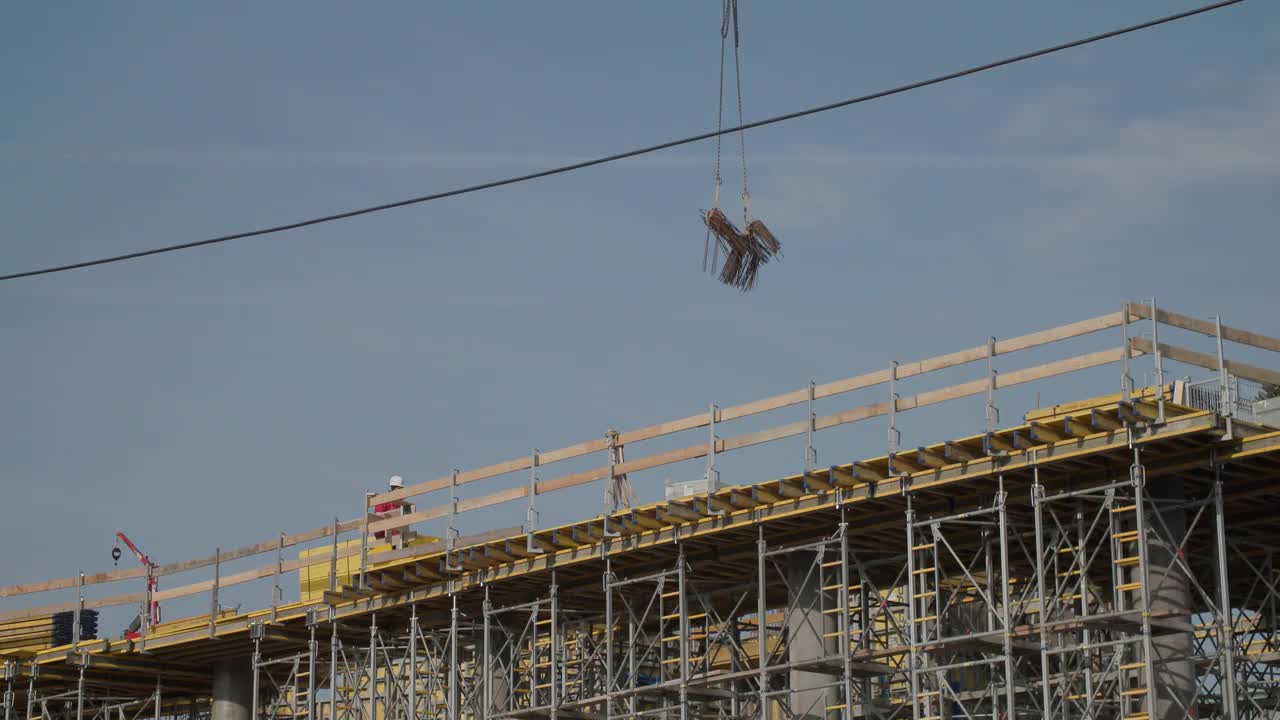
2, 3, 1277, 628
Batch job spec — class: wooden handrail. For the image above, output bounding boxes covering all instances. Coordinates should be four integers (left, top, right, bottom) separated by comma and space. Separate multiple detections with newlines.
1130, 338, 1280, 387
1127, 305, 1280, 354
371, 311, 1126, 508
368, 345, 1137, 534
0, 526, 518, 623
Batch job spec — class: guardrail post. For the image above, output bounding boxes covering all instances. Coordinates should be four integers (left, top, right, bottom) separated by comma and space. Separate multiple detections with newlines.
888, 360, 902, 477
527, 449, 543, 554
1215, 315, 1234, 438
1122, 302, 1134, 400
271, 532, 283, 623
1150, 298, 1166, 423
209, 548, 220, 638
72, 570, 84, 646
328, 518, 339, 593
445, 470, 462, 572
985, 336, 1000, 433
804, 382, 818, 474
359, 494, 371, 589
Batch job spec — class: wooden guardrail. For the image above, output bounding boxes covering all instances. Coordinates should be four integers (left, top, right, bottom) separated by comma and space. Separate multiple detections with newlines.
1, 303, 1275, 630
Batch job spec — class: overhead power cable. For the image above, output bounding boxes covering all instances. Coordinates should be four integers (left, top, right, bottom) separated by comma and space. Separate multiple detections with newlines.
0, 0, 1245, 282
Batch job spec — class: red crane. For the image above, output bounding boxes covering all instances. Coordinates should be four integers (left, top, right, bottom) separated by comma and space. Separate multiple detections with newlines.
112, 532, 160, 638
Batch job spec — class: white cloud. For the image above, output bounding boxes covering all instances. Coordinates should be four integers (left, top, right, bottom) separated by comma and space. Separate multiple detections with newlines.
1001, 68, 1280, 258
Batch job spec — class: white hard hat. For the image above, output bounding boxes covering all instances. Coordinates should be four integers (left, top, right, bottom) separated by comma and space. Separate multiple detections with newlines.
389, 475, 404, 489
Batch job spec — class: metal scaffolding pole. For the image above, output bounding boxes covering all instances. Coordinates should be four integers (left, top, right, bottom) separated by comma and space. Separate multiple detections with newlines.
1213, 466, 1239, 720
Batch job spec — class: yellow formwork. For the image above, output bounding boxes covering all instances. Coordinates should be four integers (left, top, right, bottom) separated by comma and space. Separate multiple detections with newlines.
298, 535, 439, 603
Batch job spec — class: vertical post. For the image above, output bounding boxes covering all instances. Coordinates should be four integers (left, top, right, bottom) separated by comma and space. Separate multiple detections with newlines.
805, 382, 817, 474
481, 593, 491, 719
446, 470, 461, 572
1214, 465, 1239, 720
144, 561, 155, 639
904, 498, 920, 720
359, 495, 371, 589
705, 404, 720, 489
210, 548, 221, 638
1150, 298, 1166, 423
986, 336, 999, 434
328, 621, 338, 720
154, 676, 162, 720
1032, 467, 1053, 720
73, 571, 85, 646
250, 634, 261, 720
677, 548, 689, 720
2, 672, 11, 720
550, 573, 559, 720
1077, 501, 1094, 704
449, 596, 459, 720
1130, 447, 1160, 720
329, 519, 339, 593
307, 623, 317, 720
1122, 302, 1134, 401
888, 362, 900, 475
527, 450, 542, 554
997, 476, 1016, 719
75, 661, 85, 720
1215, 316, 1235, 438
757, 528, 768, 720
839, 511, 853, 720
605, 431, 619, 535
24, 667, 35, 720
271, 533, 284, 624
367, 616, 377, 720
604, 560, 614, 720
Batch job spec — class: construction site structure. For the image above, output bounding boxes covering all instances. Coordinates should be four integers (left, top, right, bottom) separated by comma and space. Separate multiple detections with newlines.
3, 302, 1280, 720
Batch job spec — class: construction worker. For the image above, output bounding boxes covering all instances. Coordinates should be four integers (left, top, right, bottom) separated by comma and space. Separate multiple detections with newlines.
372, 475, 414, 549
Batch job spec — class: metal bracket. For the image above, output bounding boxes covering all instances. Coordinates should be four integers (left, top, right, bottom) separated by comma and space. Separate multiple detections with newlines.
526, 449, 545, 554
445, 469, 463, 572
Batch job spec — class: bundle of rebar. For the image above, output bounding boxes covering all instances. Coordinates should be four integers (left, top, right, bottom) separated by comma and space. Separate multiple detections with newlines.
703, 208, 782, 291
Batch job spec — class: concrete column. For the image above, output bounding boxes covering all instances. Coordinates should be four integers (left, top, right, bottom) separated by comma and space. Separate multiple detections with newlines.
1145, 477, 1195, 720
212, 658, 252, 720
787, 551, 838, 720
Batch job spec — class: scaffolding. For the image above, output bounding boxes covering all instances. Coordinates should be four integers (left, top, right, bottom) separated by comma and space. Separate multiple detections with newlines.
4, 303, 1280, 720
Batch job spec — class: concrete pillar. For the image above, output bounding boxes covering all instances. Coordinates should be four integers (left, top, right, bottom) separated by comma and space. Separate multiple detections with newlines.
787, 551, 838, 720
1145, 477, 1195, 720
212, 658, 252, 720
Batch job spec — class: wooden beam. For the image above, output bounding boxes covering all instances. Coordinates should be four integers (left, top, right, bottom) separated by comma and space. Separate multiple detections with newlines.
1063, 416, 1094, 438
776, 480, 806, 499
915, 447, 949, 469
550, 531, 580, 549
727, 490, 759, 508
1131, 337, 1280, 387
983, 433, 1013, 455
1129, 304, 1280, 354
829, 466, 856, 486
704, 495, 736, 513
752, 486, 782, 504
944, 442, 979, 462
1028, 421, 1068, 443
663, 502, 704, 523
890, 453, 925, 474
852, 462, 887, 482
1091, 409, 1123, 431
804, 473, 835, 492
628, 511, 665, 530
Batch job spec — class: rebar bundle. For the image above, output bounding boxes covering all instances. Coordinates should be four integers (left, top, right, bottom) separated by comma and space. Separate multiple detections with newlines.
701, 0, 783, 292
702, 209, 782, 291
